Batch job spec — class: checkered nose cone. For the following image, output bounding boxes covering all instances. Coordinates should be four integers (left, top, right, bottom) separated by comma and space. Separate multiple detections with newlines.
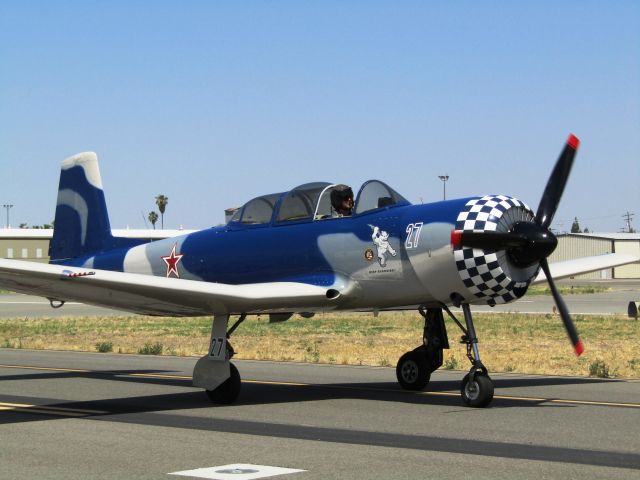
454, 195, 539, 305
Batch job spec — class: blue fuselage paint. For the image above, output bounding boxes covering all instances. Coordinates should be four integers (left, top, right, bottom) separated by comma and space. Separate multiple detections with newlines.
54, 198, 478, 309
48, 152, 539, 310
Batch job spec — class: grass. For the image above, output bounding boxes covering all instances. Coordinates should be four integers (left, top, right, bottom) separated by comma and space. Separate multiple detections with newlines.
95, 341, 113, 353
138, 342, 164, 355
526, 285, 612, 296
588, 359, 611, 378
0, 311, 639, 378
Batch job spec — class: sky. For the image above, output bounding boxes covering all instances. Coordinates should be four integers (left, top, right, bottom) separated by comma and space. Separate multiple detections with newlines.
1, 1, 638, 232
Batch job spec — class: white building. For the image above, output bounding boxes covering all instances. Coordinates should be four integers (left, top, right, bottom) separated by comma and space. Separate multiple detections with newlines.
550, 233, 640, 279
0, 228, 194, 263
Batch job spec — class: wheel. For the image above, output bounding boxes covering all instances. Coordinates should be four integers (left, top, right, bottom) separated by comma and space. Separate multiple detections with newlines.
396, 351, 430, 391
460, 372, 494, 407
205, 363, 241, 404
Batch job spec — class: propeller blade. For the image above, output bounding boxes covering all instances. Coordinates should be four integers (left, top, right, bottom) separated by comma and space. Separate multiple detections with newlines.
539, 258, 584, 356
451, 230, 528, 250
535, 134, 579, 229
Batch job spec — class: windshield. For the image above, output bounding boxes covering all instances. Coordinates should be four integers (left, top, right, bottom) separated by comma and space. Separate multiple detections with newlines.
277, 182, 332, 222
228, 192, 282, 225
354, 180, 410, 214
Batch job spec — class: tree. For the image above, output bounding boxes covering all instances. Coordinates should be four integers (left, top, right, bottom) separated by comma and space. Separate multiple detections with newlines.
155, 195, 168, 229
571, 217, 582, 233
148, 211, 159, 230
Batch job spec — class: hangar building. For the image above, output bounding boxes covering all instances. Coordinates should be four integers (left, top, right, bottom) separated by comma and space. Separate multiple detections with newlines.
0, 229, 193, 263
548, 233, 639, 279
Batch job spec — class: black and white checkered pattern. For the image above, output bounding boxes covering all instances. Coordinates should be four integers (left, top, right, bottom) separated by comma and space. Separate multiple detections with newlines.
454, 195, 535, 305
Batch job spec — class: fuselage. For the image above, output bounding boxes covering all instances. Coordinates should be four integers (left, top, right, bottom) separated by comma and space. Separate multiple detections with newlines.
47, 159, 541, 313
58, 195, 535, 311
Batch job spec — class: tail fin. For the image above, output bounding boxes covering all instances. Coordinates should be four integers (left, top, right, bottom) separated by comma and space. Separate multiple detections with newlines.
49, 152, 116, 261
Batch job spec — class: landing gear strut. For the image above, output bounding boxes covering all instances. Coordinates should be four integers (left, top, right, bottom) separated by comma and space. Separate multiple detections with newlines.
396, 302, 495, 408
396, 307, 449, 391
194, 313, 246, 404
443, 299, 494, 408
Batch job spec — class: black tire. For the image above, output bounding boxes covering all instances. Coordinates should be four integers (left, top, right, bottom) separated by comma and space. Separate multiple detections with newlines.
396, 351, 430, 391
460, 372, 494, 408
205, 363, 241, 404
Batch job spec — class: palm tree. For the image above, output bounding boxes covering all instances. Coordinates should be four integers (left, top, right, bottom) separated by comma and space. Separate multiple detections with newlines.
155, 195, 168, 229
148, 211, 159, 230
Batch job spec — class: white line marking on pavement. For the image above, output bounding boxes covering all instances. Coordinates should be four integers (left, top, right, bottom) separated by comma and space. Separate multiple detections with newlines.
169, 464, 305, 480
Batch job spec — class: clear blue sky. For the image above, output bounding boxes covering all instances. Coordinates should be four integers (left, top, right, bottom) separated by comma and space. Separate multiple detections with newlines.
1, 1, 638, 232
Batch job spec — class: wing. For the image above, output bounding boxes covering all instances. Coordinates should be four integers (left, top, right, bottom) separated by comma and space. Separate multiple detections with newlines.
0, 259, 345, 316
532, 253, 639, 284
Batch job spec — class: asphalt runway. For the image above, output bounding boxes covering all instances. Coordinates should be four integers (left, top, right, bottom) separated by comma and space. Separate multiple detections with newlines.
0, 293, 127, 318
1, 349, 639, 479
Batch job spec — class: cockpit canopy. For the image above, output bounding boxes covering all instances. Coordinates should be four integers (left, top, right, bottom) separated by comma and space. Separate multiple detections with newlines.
229, 180, 409, 225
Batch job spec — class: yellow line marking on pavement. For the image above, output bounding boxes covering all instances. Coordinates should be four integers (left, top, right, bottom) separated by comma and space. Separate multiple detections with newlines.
2, 364, 640, 409
244, 379, 309, 387
0, 401, 107, 416
493, 394, 547, 402
247, 380, 640, 408
129, 373, 191, 380
0, 364, 90, 373
550, 398, 640, 408
0, 406, 86, 417
0, 401, 106, 414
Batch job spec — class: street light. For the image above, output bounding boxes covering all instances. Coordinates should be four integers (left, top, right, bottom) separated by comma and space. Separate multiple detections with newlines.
2, 204, 13, 228
438, 175, 449, 200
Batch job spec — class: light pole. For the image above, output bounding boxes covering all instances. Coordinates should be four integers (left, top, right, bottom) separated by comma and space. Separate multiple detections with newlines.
2, 204, 13, 228
438, 175, 449, 200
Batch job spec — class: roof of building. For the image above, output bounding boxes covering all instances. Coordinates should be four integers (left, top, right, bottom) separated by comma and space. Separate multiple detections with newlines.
558, 232, 640, 241
0, 228, 197, 239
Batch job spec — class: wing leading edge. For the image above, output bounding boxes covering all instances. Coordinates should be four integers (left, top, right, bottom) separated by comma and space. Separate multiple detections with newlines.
532, 253, 639, 284
0, 259, 347, 316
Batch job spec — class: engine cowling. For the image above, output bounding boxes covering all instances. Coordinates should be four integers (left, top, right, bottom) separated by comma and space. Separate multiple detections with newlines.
453, 195, 540, 305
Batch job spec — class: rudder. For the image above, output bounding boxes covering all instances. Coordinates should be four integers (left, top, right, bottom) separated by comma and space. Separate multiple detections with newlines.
49, 152, 115, 261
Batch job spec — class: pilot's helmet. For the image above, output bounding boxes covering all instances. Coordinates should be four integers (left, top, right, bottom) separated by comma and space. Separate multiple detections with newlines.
330, 184, 354, 210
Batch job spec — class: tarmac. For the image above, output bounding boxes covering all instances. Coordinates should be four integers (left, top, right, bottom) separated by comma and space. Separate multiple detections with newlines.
1, 349, 639, 479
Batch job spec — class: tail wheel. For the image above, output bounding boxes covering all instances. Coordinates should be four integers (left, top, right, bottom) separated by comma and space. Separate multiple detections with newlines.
205, 362, 241, 404
461, 372, 494, 408
396, 351, 430, 391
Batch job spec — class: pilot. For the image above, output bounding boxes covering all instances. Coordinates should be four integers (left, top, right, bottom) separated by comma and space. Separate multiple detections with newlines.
331, 184, 354, 217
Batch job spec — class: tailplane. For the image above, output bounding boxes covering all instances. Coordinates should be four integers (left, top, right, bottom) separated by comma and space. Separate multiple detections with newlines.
49, 152, 116, 261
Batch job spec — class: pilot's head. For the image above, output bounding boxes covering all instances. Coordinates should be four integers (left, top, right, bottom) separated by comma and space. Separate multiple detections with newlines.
331, 184, 354, 215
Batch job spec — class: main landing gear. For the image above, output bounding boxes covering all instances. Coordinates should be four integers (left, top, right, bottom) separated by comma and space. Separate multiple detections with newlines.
396, 307, 448, 391
193, 313, 246, 404
396, 302, 495, 408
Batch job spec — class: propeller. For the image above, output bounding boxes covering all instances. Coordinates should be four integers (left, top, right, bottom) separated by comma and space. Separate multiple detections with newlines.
452, 134, 584, 356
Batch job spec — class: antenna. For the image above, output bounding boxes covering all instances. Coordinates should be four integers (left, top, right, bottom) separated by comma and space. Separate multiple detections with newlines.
622, 211, 635, 233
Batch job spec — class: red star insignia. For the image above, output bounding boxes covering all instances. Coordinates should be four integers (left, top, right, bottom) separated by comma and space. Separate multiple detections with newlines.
161, 243, 184, 278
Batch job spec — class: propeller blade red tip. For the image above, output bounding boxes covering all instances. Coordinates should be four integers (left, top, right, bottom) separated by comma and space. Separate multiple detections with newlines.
567, 134, 580, 150
451, 230, 462, 248
574, 339, 585, 357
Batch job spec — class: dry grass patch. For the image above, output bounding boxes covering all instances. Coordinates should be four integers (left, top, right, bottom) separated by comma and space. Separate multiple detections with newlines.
1, 311, 638, 378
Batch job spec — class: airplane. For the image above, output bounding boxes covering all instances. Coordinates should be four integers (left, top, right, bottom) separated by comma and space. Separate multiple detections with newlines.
0, 134, 637, 408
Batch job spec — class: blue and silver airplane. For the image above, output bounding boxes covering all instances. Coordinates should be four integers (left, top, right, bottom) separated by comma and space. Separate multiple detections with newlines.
0, 135, 636, 407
